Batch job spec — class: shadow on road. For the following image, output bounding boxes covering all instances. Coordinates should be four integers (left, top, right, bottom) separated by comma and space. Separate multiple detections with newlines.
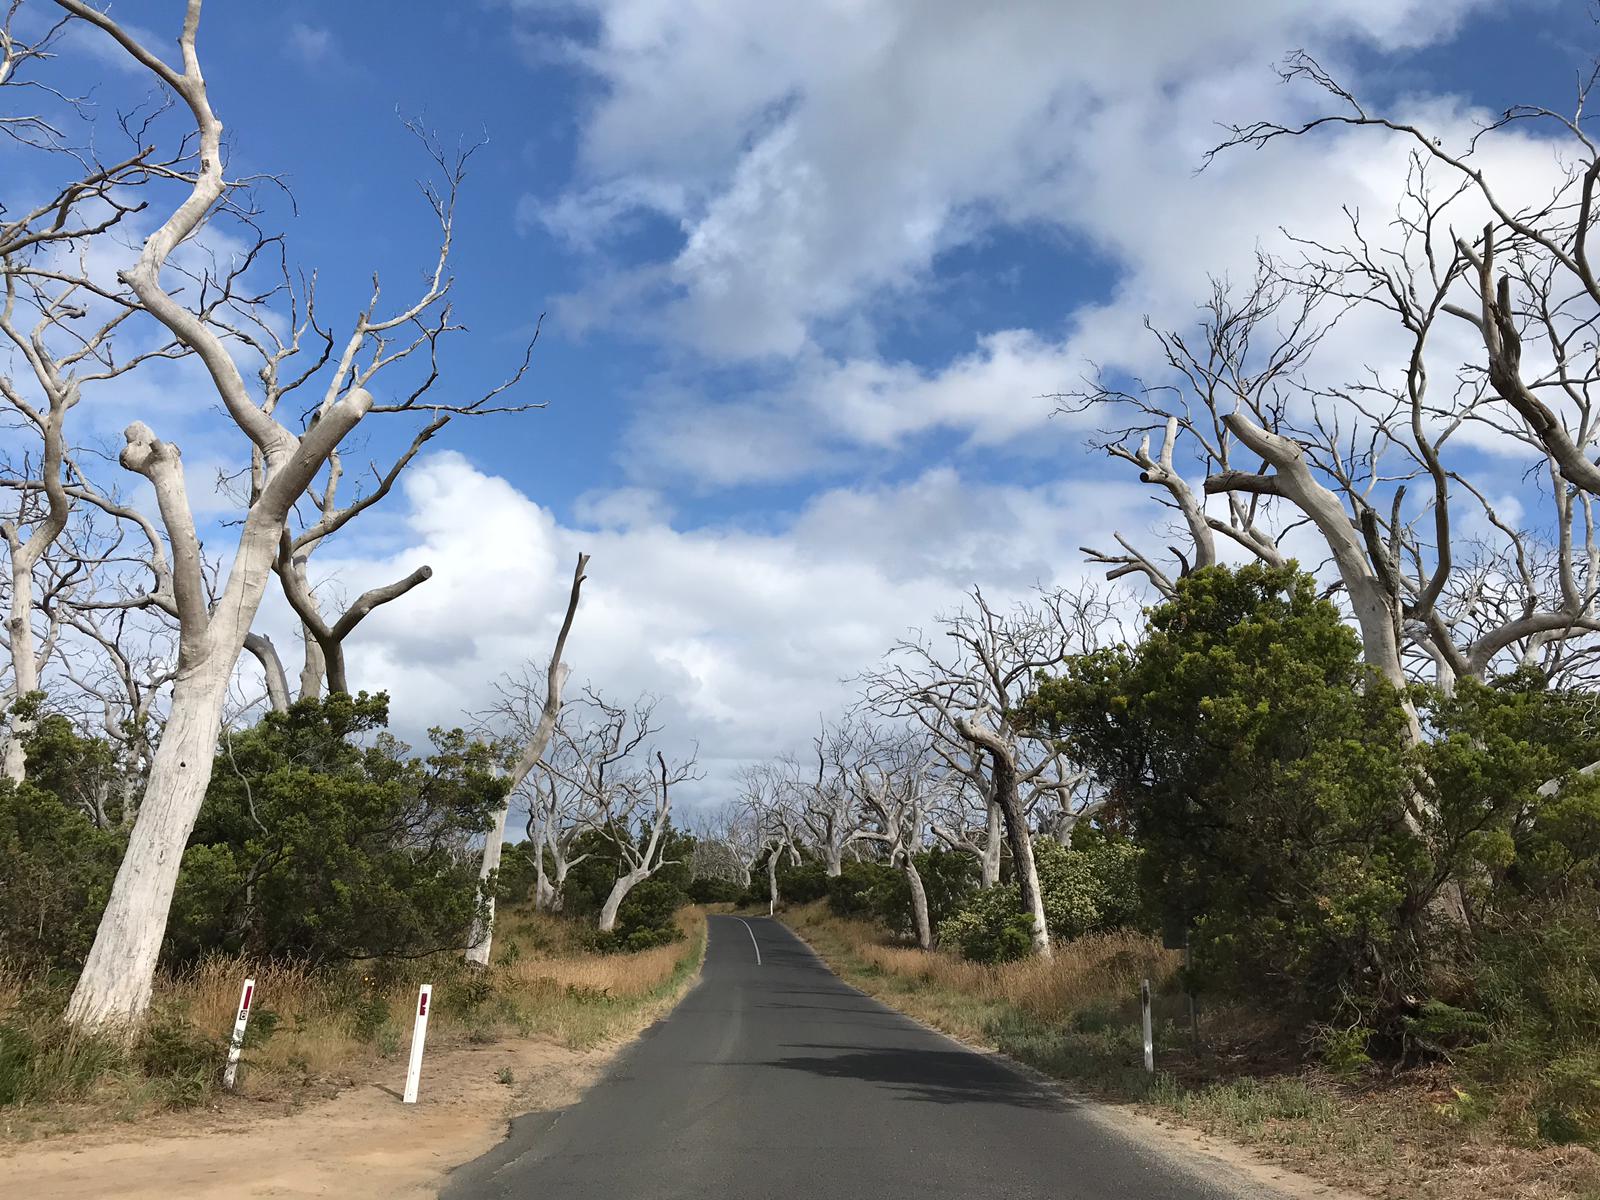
763, 1043, 1068, 1110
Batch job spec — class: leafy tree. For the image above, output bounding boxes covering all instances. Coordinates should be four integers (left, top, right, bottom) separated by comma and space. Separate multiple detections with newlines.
1020, 563, 1423, 1017
937, 832, 1140, 963
856, 846, 976, 939
0, 778, 124, 970
1418, 669, 1600, 909
166, 694, 502, 964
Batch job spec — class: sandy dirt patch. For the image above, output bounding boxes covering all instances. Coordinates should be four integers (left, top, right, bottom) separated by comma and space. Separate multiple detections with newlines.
1, 1036, 611, 1199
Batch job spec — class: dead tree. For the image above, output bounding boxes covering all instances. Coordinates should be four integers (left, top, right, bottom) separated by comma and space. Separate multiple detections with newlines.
465, 553, 588, 965
549, 691, 694, 932
851, 730, 937, 949
29, 0, 536, 1031
864, 587, 1105, 959
1216, 51, 1600, 502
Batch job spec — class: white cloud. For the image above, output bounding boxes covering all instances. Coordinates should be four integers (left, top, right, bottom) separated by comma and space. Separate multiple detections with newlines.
518, 0, 1495, 361
263, 452, 1156, 804
496, 0, 1576, 497
287, 22, 335, 65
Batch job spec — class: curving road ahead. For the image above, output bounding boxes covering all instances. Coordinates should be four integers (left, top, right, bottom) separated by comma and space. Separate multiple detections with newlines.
441, 915, 1274, 1200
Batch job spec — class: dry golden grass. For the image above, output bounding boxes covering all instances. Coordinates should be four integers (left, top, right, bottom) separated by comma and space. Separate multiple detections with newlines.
784, 902, 1600, 1200
855, 927, 1178, 1024
0, 905, 707, 1137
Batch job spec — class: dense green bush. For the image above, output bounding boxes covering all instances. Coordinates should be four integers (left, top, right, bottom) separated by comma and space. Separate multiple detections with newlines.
742, 851, 830, 908
608, 877, 686, 949
827, 861, 897, 918
165, 693, 503, 964
494, 840, 541, 904
1022, 564, 1425, 1016
0, 776, 124, 970
938, 833, 1139, 962
686, 875, 744, 904
0, 706, 128, 971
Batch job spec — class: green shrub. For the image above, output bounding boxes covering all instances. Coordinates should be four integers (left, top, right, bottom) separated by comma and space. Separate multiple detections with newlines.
827, 862, 892, 918
0, 768, 125, 971
937, 834, 1140, 963
940, 892, 1036, 963
1020, 563, 1424, 1018
687, 876, 743, 905
137, 1011, 222, 1106
0, 1018, 124, 1105
165, 694, 501, 965
586, 878, 687, 954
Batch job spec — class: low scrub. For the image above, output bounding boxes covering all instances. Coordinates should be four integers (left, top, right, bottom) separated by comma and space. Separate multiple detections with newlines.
786, 902, 1600, 1200
0, 904, 704, 1137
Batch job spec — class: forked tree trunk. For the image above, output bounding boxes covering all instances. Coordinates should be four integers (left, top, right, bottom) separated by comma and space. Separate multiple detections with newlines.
598, 868, 649, 933
548, 851, 574, 913
957, 717, 1050, 958
533, 828, 555, 911
904, 855, 932, 950
467, 554, 586, 966
767, 847, 781, 916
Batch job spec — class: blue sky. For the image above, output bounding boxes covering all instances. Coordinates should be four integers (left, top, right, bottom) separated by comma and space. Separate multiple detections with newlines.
21, 0, 1599, 800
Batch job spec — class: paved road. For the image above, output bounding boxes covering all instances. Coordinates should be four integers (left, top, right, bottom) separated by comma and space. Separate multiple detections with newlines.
441, 916, 1264, 1200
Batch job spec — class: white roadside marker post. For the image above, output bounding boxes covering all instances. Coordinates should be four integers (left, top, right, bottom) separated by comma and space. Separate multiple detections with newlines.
1140, 978, 1155, 1074
403, 984, 433, 1104
223, 977, 256, 1090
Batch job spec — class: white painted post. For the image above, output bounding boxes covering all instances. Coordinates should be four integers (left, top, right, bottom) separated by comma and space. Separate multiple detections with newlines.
223, 977, 255, 1090
1140, 978, 1154, 1073
403, 984, 433, 1104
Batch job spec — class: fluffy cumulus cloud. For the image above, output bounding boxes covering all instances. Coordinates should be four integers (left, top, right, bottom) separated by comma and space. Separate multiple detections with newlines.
257, 453, 1156, 803
503, 0, 1545, 485
521, 0, 1486, 342
251, 2, 1563, 803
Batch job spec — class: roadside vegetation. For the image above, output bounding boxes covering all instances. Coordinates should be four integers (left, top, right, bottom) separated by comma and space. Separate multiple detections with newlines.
1, 687, 712, 1140
0, 903, 705, 1139
743, 563, 1600, 1200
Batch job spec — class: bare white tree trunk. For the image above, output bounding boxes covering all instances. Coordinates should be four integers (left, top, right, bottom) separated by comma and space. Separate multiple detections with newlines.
905, 855, 932, 950
467, 554, 588, 965
244, 632, 291, 714
65, 669, 227, 1027
979, 800, 1002, 889
598, 867, 649, 933
534, 866, 556, 911
957, 716, 1050, 958
1, 560, 39, 781
766, 846, 781, 917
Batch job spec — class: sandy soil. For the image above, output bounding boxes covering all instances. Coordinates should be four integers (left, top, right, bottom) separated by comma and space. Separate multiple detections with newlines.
1, 1037, 612, 1199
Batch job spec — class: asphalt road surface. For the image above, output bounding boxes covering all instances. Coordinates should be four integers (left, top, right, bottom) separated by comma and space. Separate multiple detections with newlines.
441, 915, 1271, 1200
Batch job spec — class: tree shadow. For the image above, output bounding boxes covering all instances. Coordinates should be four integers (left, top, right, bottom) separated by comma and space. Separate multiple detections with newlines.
762, 1043, 1069, 1110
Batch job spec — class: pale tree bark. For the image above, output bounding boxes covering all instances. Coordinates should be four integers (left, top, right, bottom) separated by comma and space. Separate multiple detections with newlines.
1215, 53, 1600, 501
466, 552, 588, 966
930, 773, 1004, 889
545, 691, 693, 933
954, 715, 1049, 957
799, 720, 869, 876
738, 761, 801, 914
243, 632, 290, 714
854, 732, 936, 950
0, 9, 185, 781
864, 586, 1114, 958
595, 748, 692, 932
51, 0, 537, 1030
520, 744, 598, 913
